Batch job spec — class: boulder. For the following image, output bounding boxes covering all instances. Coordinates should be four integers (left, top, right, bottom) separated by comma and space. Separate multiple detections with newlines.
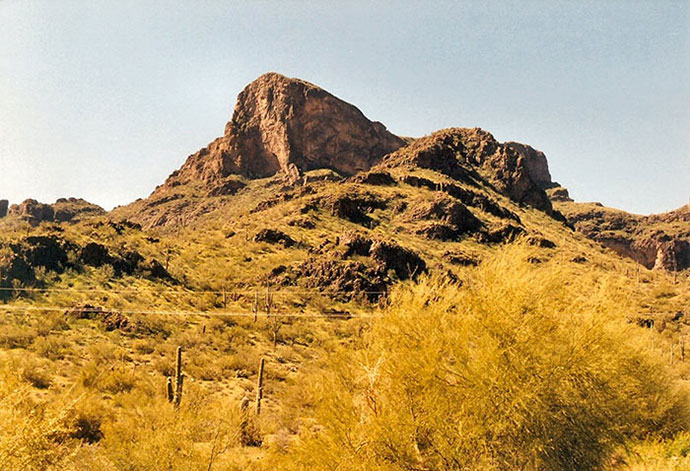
253, 229, 296, 247
370, 240, 427, 280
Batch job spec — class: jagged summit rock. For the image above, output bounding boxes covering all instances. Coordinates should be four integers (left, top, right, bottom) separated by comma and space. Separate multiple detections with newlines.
378, 127, 556, 213
160, 72, 405, 191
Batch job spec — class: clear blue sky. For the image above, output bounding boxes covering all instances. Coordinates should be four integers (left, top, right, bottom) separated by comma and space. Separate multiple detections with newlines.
1, 1, 688, 214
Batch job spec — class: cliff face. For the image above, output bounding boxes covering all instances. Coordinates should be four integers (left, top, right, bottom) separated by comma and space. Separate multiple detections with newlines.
160, 72, 405, 190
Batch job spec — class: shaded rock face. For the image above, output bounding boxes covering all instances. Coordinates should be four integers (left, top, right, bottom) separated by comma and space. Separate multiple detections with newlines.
9, 199, 54, 225
350, 171, 396, 186
380, 128, 555, 214
0, 252, 35, 293
80, 243, 111, 268
161, 72, 405, 190
16, 236, 71, 272
320, 192, 387, 226
52, 198, 106, 222
406, 195, 483, 240
6, 198, 104, 225
369, 240, 427, 280
338, 232, 427, 280
0, 200, 8, 218
504, 142, 554, 190
275, 258, 387, 302
271, 233, 427, 302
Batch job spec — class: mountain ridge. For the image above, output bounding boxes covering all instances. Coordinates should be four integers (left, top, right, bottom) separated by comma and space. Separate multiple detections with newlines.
1, 72, 688, 273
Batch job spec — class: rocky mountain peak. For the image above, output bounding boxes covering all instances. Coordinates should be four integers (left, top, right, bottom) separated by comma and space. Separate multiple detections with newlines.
379, 127, 556, 213
161, 72, 405, 191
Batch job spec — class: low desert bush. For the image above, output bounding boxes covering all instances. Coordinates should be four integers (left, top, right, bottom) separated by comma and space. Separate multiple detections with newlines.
0, 370, 77, 470
101, 387, 242, 471
33, 334, 70, 360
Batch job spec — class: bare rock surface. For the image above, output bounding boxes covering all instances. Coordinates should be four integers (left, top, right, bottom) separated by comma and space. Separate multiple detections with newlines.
160, 72, 405, 191
9, 199, 54, 225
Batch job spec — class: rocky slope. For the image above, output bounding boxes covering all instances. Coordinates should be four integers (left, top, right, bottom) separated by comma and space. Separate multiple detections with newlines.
118, 74, 562, 233
552, 196, 690, 271
376, 127, 559, 214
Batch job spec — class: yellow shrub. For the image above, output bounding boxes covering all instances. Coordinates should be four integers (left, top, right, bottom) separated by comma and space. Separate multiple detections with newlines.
0, 370, 76, 470
275, 245, 690, 471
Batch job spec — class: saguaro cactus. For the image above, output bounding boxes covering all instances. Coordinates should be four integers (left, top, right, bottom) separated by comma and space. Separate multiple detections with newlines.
265, 286, 273, 318
166, 376, 174, 403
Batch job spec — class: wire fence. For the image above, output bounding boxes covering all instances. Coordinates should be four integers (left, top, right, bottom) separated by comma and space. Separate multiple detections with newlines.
0, 284, 384, 320
0, 304, 378, 319
0, 286, 387, 296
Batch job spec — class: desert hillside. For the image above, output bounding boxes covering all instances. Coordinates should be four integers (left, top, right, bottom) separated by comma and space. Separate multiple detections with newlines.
1, 74, 689, 470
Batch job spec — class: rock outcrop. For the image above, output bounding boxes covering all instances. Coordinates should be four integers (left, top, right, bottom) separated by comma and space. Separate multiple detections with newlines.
0, 200, 8, 218
555, 202, 690, 271
9, 199, 54, 225
52, 198, 106, 222
5, 198, 104, 225
379, 128, 556, 214
160, 72, 405, 191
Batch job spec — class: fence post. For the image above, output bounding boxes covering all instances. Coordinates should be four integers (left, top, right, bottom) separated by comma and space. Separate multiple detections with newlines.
256, 358, 265, 415
173, 346, 184, 409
